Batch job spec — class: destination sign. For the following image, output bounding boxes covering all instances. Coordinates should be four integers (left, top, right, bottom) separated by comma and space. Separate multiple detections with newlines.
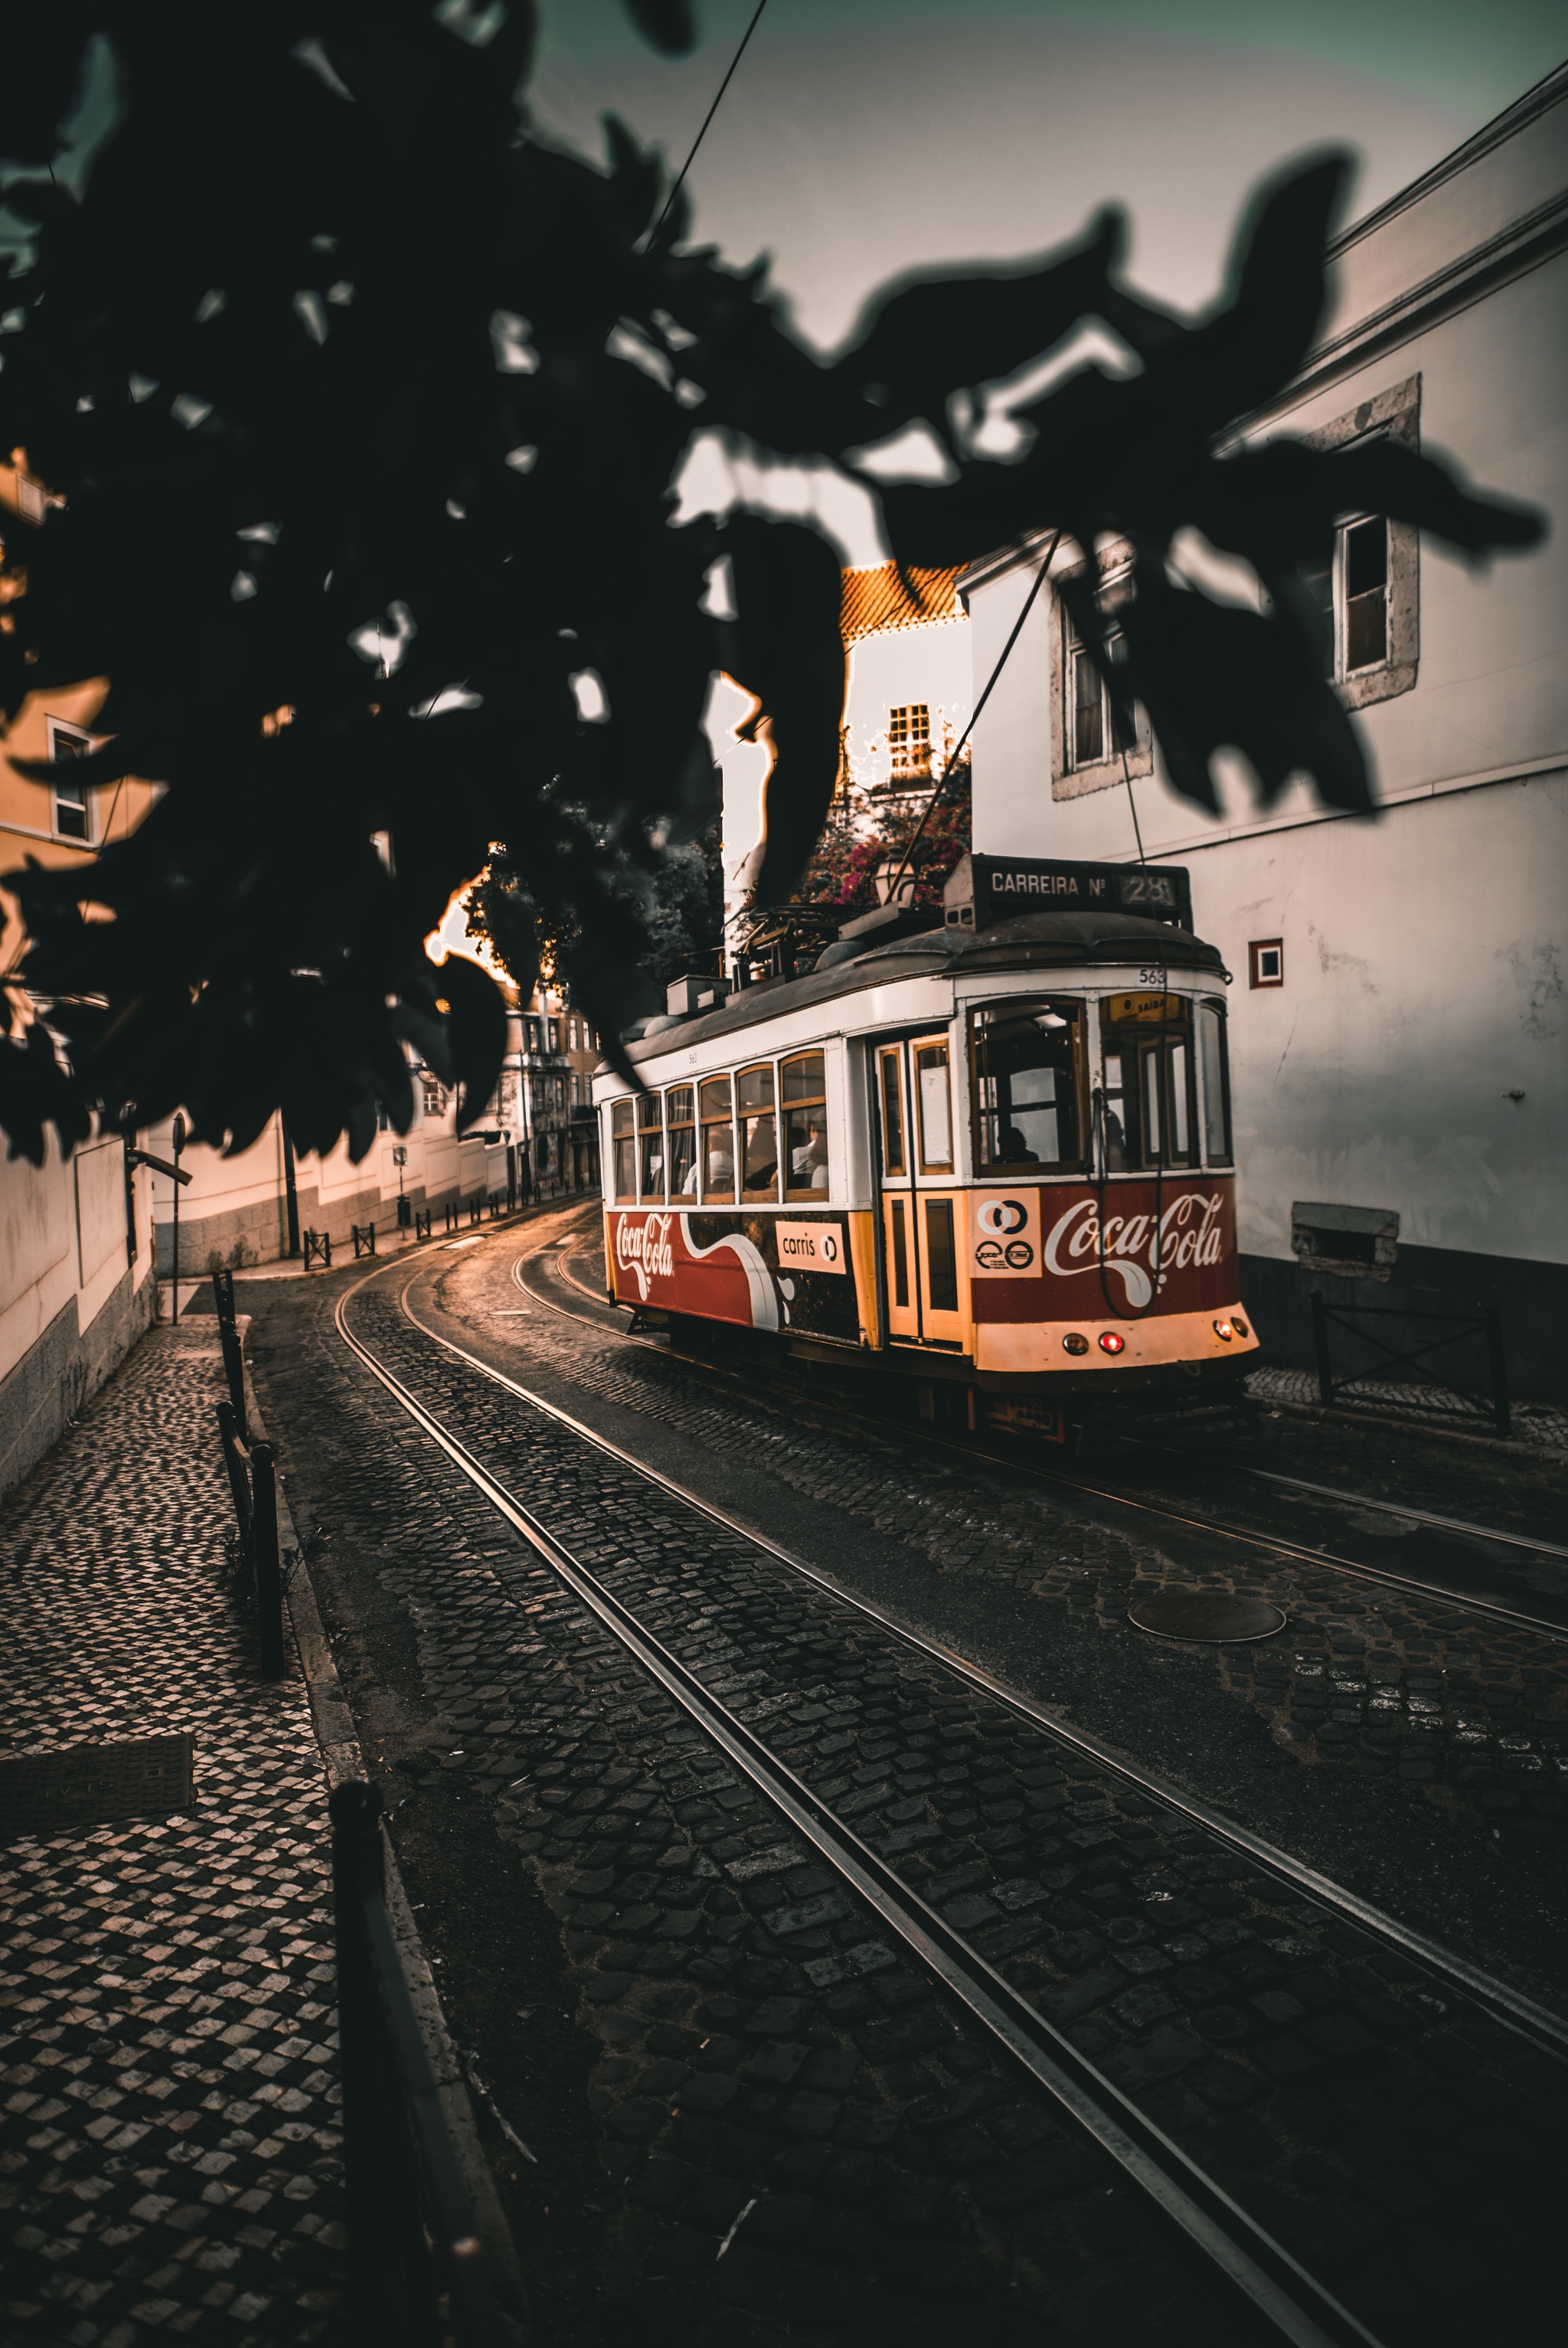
943, 854, 1192, 933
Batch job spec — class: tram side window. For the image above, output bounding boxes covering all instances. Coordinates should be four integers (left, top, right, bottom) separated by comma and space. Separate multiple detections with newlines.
638, 1089, 666, 1200
700, 1076, 735, 1201
612, 1099, 635, 1202
1198, 1002, 1233, 1164
738, 1064, 779, 1200
1100, 994, 1196, 1171
971, 1000, 1085, 1171
915, 1043, 952, 1171
879, 1048, 906, 1176
667, 1086, 697, 1197
783, 1053, 831, 1197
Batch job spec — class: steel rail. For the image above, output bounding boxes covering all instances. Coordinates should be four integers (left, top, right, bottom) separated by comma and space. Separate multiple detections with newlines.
335, 1259, 1380, 2348
518, 1232, 1568, 1647
550, 1230, 1566, 1566
425, 1243, 1568, 2058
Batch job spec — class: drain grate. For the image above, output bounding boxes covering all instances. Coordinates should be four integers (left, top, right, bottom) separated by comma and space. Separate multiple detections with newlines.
1128, 1590, 1287, 1644
0, 1734, 196, 1842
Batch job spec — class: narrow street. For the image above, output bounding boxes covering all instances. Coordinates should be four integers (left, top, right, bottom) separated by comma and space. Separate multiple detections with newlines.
229, 1207, 1568, 2346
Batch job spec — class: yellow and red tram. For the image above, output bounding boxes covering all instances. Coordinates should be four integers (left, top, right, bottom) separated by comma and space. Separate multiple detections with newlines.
593, 857, 1259, 1434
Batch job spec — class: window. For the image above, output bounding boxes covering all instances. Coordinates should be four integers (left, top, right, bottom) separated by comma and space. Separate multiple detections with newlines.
1100, 994, 1196, 1172
638, 1089, 665, 1200
782, 1052, 830, 1197
524, 1017, 542, 1056
1295, 377, 1419, 710
914, 1042, 952, 1172
612, 1099, 635, 1200
1249, 939, 1283, 989
971, 999, 1084, 1172
1198, 1002, 1233, 1164
48, 720, 93, 841
667, 1085, 697, 1197
1051, 550, 1155, 800
700, 1076, 735, 1201
888, 704, 930, 779
547, 1017, 560, 1053
1066, 610, 1136, 771
879, 1048, 906, 1175
889, 1197, 910, 1308
738, 1064, 779, 1200
925, 1200, 959, 1311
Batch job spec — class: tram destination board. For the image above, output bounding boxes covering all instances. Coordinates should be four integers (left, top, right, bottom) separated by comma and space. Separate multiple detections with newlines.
944, 852, 1193, 932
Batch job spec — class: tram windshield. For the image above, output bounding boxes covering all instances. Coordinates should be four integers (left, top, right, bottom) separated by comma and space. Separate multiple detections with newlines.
971, 1000, 1085, 1172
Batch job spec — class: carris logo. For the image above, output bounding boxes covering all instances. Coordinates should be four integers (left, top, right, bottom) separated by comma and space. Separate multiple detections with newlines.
615, 1212, 674, 1300
1044, 1192, 1224, 1309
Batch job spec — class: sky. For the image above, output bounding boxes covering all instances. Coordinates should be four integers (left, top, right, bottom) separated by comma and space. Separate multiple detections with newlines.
530, 0, 1564, 348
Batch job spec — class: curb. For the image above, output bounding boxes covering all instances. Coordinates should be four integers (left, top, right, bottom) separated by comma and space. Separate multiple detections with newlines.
1264, 1393, 1568, 1465
237, 1352, 526, 2322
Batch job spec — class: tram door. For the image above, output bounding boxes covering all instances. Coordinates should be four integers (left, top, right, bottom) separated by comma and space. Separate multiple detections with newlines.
874, 1037, 966, 1349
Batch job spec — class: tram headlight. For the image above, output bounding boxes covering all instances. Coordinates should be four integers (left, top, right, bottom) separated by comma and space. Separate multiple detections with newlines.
1098, 1331, 1125, 1354
1232, 1315, 1249, 1338
1062, 1332, 1089, 1355
1213, 1318, 1235, 1341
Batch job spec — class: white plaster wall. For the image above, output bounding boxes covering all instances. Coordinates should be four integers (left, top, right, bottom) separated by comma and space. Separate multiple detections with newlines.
1193, 774, 1565, 1268
0, 1133, 152, 1386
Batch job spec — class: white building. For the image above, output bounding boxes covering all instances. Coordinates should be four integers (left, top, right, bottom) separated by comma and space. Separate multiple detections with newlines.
956, 67, 1567, 1401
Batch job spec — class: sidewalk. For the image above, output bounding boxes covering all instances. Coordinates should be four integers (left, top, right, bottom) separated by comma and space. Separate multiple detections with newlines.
0, 1326, 345, 2344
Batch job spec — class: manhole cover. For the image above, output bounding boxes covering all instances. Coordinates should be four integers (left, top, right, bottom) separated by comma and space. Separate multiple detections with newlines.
1129, 1590, 1286, 1643
0, 1734, 195, 1843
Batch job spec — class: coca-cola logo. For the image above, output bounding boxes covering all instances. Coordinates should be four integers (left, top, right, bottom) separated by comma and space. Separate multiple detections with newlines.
615, 1211, 674, 1300
1044, 1191, 1224, 1309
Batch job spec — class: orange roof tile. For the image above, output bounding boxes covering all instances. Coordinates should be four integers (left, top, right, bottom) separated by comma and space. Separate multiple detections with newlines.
841, 561, 967, 648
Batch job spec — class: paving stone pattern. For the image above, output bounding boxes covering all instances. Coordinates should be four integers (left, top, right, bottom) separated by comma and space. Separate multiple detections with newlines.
503, 1246, 1568, 1847
0, 1333, 344, 2345
325, 1274, 1568, 2346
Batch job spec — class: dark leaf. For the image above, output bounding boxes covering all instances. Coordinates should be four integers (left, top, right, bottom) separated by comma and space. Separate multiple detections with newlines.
720, 516, 846, 907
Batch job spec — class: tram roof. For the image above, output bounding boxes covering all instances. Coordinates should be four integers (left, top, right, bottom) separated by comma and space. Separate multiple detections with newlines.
619, 908, 1227, 1067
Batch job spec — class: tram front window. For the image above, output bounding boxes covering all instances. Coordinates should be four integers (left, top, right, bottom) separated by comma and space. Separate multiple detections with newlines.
700, 1076, 735, 1200
1100, 994, 1196, 1171
972, 1000, 1084, 1171
739, 1063, 779, 1200
667, 1086, 697, 1196
879, 1049, 905, 1176
611, 1099, 635, 1201
638, 1090, 665, 1200
783, 1053, 830, 1197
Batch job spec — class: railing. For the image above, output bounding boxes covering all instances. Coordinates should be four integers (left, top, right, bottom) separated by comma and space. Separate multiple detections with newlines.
1310, 1293, 1511, 1439
214, 1403, 286, 1676
305, 1227, 332, 1269
212, 1266, 247, 1442
415, 1207, 433, 1240
331, 1781, 511, 2346
352, 1222, 377, 1259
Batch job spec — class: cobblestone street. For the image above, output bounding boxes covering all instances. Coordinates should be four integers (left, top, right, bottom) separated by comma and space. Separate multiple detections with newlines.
1, 1326, 345, 2345
235, 1213, 1568, 2345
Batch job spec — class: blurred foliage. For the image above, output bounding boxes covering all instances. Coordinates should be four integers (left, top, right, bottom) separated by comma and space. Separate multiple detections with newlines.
463, 814, 723, 1001
804, 761, 970, 914
0, 2, 1545, 1163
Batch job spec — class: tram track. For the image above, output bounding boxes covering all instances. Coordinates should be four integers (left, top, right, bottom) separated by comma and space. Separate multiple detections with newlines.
521, 1226, 1568, 1645
328, 1239, 1568, 2348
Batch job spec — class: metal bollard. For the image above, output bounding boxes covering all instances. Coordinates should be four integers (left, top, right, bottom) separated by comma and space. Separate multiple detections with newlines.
212, 1271, 247, 1440
250, 1440, 286, 1679
1310, 1292, 1334, 1408
215, 1400, 253, 1589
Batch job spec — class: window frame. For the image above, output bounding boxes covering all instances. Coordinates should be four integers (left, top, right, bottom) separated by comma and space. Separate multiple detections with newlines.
913, 1039, 955, 1177
969, 997, 1089, 1177
699, 1074, 737, 1203
47, 718, 94, 843
737, 1061, 781, 1203
1295, 376, 1419, 710
781, 1050, 830, 1201
1099, 994, 1198, 1175
636, 1087, 666, 1203
1050, 547, 1155, 801
887, 702, 932, 780
1249, 939, 1284, 990
610, 1098, 635, 1202
665, 1084, 697, 1199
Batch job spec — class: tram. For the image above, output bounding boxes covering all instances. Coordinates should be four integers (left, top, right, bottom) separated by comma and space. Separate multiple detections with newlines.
593, 854, 1259, 1438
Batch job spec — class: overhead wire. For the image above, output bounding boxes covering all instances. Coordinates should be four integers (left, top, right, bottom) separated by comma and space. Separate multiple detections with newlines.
644, 1, 770, 252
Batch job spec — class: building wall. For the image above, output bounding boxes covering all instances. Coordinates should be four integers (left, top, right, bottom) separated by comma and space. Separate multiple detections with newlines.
0, 1133, 157, 1504
961, 78, 1568, 1397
